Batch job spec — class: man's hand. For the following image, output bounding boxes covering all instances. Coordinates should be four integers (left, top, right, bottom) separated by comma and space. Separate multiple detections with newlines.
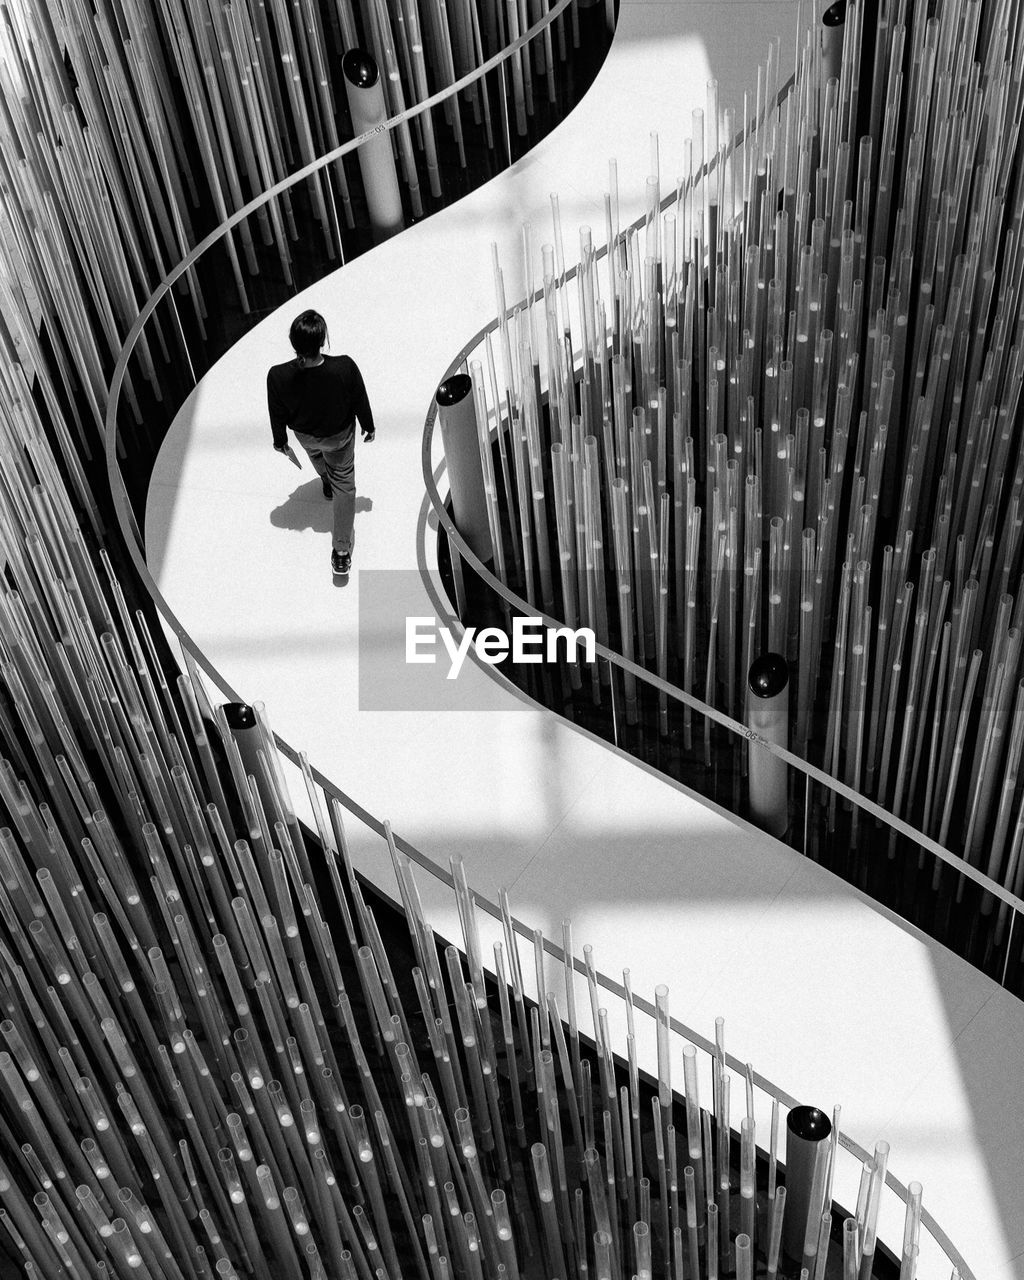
274, 444, 302, 468
362, 430, 375, 443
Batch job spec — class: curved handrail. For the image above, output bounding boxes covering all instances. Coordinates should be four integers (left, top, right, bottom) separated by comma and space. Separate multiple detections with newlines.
414, 70, 1024, 917
419, 239, 1024, 924
419, 265, 991, 1280
102, 0, 583, 397
98, 0, 617, 909
102, 0, 590, 747
96, 13, 979, 1277
422, 365, 1024, 916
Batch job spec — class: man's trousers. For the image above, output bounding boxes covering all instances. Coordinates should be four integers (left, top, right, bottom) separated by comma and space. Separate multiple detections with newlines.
293, 425, 356, 554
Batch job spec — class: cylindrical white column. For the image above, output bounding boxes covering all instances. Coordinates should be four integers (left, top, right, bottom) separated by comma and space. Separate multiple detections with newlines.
342, 50, 404, 242
821, 0, 846, 86
783, 1106, 832, 1264
747, 653, 789, 837
223, 702, 276, 817
436, 374, 493, 564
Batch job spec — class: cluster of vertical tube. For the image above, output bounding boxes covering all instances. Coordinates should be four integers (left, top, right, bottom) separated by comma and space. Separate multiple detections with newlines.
468, 0, 1024, 906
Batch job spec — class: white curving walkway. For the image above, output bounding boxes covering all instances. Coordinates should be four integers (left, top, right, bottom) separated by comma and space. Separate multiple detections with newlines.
146, 5, 1024, 1278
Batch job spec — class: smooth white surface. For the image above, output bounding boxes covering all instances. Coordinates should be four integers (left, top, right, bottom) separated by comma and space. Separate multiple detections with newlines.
146, 7, 1024, 1279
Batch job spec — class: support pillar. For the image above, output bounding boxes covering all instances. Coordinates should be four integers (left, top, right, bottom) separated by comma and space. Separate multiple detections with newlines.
822, 0, 847, 86
783, 1105, 832, 1266
435, 373, 492, 564
747, 652, 789, 838
223, 702, 276, 821
342, 50, 404, 242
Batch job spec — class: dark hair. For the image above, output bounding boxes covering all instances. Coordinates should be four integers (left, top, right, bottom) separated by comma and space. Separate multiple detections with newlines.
289, 310, 328, 358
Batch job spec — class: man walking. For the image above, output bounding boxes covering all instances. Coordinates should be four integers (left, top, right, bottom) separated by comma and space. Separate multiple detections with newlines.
267, 309, 375, 578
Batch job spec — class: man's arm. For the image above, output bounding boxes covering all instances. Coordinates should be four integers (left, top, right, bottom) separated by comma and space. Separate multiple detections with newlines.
348, 360, 375, 439
266, 368, 289, 449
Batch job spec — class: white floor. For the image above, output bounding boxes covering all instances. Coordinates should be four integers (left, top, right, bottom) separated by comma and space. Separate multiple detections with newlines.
144, 4, 1024, 1278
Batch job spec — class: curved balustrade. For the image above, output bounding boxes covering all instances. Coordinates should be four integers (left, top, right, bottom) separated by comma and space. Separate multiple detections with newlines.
257, 746, 982, 1280
102, 0, 609, 800
421, 0, 1024, 1004
81, 7, 984, 1280
105, 0, 612, 520
424, 320, 1024, 1001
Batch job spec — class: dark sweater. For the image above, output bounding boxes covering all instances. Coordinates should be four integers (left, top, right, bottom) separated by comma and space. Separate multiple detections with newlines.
266, 354, 375, 449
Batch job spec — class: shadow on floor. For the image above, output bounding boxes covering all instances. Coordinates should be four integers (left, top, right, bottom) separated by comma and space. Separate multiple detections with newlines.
270, 482, 374, 534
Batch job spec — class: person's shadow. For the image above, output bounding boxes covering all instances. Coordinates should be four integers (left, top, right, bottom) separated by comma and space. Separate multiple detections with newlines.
270, 479, 373, 535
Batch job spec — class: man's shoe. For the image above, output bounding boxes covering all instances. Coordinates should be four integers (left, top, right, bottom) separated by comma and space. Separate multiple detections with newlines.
321, 476, 332, 499
332, 550, 351, 577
